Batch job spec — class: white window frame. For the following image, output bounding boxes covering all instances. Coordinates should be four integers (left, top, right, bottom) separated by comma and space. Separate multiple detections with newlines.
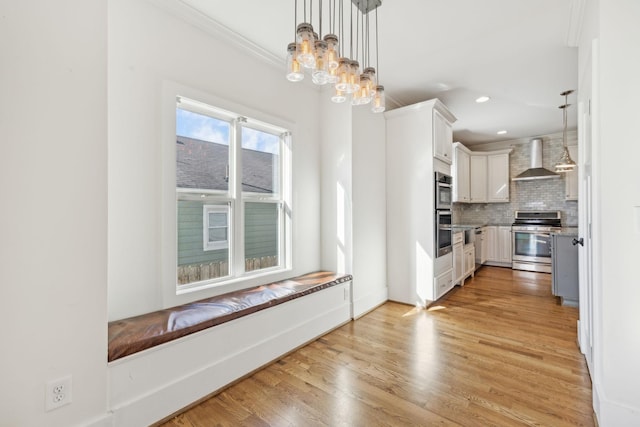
203, 204, 229, 251
162, 82, 293, 307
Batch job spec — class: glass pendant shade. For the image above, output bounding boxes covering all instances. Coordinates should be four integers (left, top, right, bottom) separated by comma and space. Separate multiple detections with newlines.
348, 61, 361, 93
335, 58, 351, 92
296, 23, 316, 68
352, 75, 371, 105
331, 86, 347, 103
312, 40, 329, 85
363, 67, 376, 92
285, 43, 304, 82
327, 64, 339, 84
323, 34, 340, 70
371, 85, 386, 113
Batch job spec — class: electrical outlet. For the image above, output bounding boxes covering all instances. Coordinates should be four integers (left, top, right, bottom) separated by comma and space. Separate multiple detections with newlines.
45, 375, 72, 411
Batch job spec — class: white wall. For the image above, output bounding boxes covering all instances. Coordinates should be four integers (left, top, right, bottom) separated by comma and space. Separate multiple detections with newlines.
0, 1, 110, 426
352, 107, 389, 316
320, 96, 352, 275
589, 0, 640, 424
108, 0, 322, 320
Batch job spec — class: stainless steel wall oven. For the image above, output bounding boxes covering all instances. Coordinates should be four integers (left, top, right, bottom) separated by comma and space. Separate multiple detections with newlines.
436, 210, 453, 257
435, 172, 453, 210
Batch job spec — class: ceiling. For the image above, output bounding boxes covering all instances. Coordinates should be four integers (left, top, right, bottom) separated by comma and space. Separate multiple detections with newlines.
177, 0, 580, 146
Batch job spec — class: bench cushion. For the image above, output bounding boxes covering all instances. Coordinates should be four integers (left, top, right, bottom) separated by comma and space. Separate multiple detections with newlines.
108, 271, 352, 362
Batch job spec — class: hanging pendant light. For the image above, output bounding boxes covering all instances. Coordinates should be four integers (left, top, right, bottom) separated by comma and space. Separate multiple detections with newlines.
555, 90, 576, 173
286, 43, 304, 82
286, 0, 385, 112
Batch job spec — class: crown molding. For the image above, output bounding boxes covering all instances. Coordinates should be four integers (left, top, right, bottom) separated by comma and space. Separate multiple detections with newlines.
150, 0, 283, 68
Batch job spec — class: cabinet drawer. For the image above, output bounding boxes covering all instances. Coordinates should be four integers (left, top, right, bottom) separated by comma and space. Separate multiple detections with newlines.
453, 232, 463, 244
435, 270, 453, 299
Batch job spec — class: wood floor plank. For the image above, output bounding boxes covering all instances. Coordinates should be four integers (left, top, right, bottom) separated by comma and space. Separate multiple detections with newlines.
159, 266, 593, 427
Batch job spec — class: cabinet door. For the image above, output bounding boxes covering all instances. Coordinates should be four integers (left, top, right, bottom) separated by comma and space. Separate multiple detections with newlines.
484, 226, 498, 261
464, 245, 475, 276
487, 153, 510, 202
453, 242, 464, 284
565, 145, 578, 200
469, 155, 487, 202
433, 110, 452, 164
453, 147, 470, 202
498, 226, 512, 263
480, 227, 488, 264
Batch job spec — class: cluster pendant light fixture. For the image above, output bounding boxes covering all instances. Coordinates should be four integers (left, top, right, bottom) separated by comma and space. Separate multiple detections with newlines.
555, 90, 576, 173
286, 0, 385, 113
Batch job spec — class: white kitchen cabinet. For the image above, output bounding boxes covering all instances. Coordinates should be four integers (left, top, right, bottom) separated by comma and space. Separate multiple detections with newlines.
453, 147, 511, 204
480, 226, 488, 264
464, 244, 475, 280
487, 153, 510, 202
565, 145, 578, 200
453, 242, 464, 285
484, 226, 512, 266
485, 226, 498, 261
452, 142, 470, 202
470, 155, 487, 203
384, 99, 457, 305
435, 269, 454, 300
433, 109, 453, 164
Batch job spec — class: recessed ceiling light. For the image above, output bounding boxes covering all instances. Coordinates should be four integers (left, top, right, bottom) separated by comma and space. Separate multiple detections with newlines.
497, 130, 507, 135
475, 96, 490, 103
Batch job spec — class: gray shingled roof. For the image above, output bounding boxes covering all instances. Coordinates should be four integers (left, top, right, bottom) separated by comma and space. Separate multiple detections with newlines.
176, 136, 276, 193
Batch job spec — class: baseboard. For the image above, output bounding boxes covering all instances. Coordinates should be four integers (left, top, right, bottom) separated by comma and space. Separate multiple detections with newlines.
352, 285, 388, 319
593, 382, 640, 426
82, 413, 113, 427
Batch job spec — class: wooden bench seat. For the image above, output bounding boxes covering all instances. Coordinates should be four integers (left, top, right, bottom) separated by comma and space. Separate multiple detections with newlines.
108, 271, 352, 362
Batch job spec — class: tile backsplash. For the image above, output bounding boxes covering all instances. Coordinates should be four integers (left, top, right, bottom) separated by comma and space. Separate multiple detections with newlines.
453, 132, 578, 226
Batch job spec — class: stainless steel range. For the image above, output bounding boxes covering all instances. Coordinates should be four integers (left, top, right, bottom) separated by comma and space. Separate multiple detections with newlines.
511, 211, 562, 273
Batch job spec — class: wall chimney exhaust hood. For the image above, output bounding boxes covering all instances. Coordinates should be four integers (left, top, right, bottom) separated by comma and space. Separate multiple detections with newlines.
512, 138, 560, 181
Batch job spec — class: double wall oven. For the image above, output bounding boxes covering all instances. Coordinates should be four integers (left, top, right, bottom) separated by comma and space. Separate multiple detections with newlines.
435, 172, 453, 257
511, 211, 561, 273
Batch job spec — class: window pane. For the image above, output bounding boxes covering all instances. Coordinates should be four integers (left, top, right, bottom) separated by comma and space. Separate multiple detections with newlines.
177, 199, 229, 285
241, 127, 280, 194
208, 212, 227, 227
176, 108, 230, 192
208, 228, 227, 242
244, 202, 279, 272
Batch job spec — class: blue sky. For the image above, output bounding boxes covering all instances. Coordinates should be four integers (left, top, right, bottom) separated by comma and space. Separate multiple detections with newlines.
177, 108, 279, 154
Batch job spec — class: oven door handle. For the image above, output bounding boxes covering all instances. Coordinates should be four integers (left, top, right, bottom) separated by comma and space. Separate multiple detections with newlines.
437, 182, 452, 188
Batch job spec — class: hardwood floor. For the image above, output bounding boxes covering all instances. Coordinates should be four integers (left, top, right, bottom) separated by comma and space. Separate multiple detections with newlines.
159, 266, 593, 426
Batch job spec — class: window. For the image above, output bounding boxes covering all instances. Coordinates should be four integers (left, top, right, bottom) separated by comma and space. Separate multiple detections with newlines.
203, 205, 229, 251
175, 96, 291, 290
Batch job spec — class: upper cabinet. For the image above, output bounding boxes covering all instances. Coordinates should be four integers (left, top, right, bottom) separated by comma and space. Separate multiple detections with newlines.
487, 153, 510, 202
452, 143, 512, 204
470, 155, 488, 203
433, 109, 454, 164
452, 143, 470, 202
565, 145, 578, 200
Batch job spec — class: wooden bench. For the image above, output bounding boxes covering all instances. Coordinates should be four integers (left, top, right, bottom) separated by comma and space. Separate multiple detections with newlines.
108, 271, 352, 362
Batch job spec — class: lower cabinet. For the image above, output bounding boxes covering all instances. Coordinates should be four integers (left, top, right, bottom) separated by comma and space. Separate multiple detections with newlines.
435, 269, 454, 300
453, 241, 464, 285
453, 231, 475, 287
484, 226, 512, 267
464, 244, 475, 279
